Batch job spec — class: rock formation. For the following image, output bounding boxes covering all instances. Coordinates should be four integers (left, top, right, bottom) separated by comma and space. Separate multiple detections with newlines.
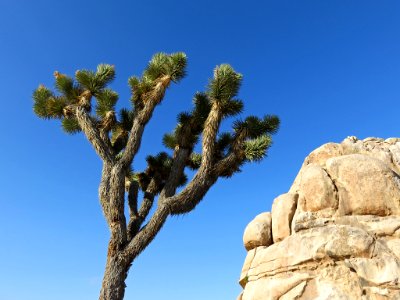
239, 137, 400, 300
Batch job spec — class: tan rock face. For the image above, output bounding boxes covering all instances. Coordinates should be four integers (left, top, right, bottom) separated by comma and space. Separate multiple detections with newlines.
239, 137, 400, 300
243, 212, 272, 251
271, 193, 297, 243
298, 164, 337, 212
327, 154, 400, 216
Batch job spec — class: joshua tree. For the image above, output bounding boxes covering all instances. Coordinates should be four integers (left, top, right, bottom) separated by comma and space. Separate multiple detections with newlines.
32, 52, 279, 300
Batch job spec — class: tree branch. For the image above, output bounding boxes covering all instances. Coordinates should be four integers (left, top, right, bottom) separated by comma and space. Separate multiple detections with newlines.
106, 164, 128, 253
162, 171, 217, 215
127, 178, 158, 239
213, 129, 247, 176
122, 204, 170, 262
159, 147, 191, 199
119, 76, 171, 168
213, 152, 242, 177
200, 103, 222, 171
161, 101, 223, 214
75, 106, 115, 163
127, 180, 139, 218
99, 128, 114, 156
99, 162, 113, 225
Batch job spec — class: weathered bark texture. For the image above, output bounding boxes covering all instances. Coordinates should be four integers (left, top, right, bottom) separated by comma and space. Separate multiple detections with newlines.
99, 253, 129, 300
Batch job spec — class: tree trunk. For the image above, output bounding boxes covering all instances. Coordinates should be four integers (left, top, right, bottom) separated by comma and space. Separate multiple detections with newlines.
99, 252, 129, 300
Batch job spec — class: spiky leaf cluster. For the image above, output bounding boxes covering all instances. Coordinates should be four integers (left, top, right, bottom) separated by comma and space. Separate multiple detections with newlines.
163, 92, 212, 152
33, 54, 280, 199
207, 64, 244, 118
33, 65, 120, 135
54, 73, 82, 100
160, 64, 279, 179
186, 153, 202, 170
230, 114, 280, 163
33, 85, 67, 119
214, 132, 234, 159
96, 89, 118, 118
243, 135, 272, 162
158, 64, 278, 184
234, 115, 279, 138
111, 109, 135, 153
145, 52, 187, 82
75, 64, 115, 94
61, 117, 81, 134
132, 152, 187, 193
129, 53, 187, 111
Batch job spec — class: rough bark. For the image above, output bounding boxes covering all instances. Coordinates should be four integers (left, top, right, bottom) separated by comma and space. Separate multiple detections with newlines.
200, 103, 222, 170
123, 204, 170, 262
120, 76, 171, 168
107, 164, 128, 252
127, 178, 158, 238
99, 204, 170, 300
95, 96, 249, 298
163, 102, 222, 214
99, 162, 113, 224
75, 106, 114, 163
159, 147, 191, 199
99, 250, 129, 300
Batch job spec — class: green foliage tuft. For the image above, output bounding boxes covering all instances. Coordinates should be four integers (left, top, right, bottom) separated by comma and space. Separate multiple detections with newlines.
61, 117, 81, 134
187, 153, 202, 170
33, 85, 53, 103
110, 108, 135, 153
220, 99, 243, 117
128, 75, 141, 106
128, 53, 187, 111
75, 64, 115, 94
95, 89, 118, 118
217, 132, 234, 151
192, 92, 211, 121
128, 76, 140, 91
169, 52, 187, 82
144, 52, 187, 82
162, 133, 177, 150
33, 86, 68, 119
233, 115, 280, 139
244, 116, 267, 138
208, 64, 242, 103
177, 112, 191, 125
178, 173, 188, 187
33, 86, 53, 118
243, 135, 272, 162
54, 74, 76, 100
145, 53, 169, 81
146, 152, 171, 170
95, 64, 115, 88
75, 69, 95, 91
119, 108, 135, 131
128, 75, 152, 109
263, 115, 280, 134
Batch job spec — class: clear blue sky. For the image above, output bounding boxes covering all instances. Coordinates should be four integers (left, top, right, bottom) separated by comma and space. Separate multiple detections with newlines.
1, 1, 399, 299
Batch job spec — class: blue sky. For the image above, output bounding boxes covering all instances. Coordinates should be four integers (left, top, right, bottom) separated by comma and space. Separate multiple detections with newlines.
1, 1, 400, 299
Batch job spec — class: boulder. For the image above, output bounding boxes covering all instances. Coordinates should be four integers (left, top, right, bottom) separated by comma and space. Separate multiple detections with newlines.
326, 154, 400, 216
271, 193, 297, 242
243, 212, 272, 251
298, 164, 338, 212
238, 137, 400, 299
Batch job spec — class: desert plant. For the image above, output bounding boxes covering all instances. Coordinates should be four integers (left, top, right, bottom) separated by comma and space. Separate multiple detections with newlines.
32, 52, 279, 300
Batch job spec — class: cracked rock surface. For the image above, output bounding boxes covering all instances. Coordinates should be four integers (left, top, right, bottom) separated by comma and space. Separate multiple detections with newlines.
239, 137, 400, 300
